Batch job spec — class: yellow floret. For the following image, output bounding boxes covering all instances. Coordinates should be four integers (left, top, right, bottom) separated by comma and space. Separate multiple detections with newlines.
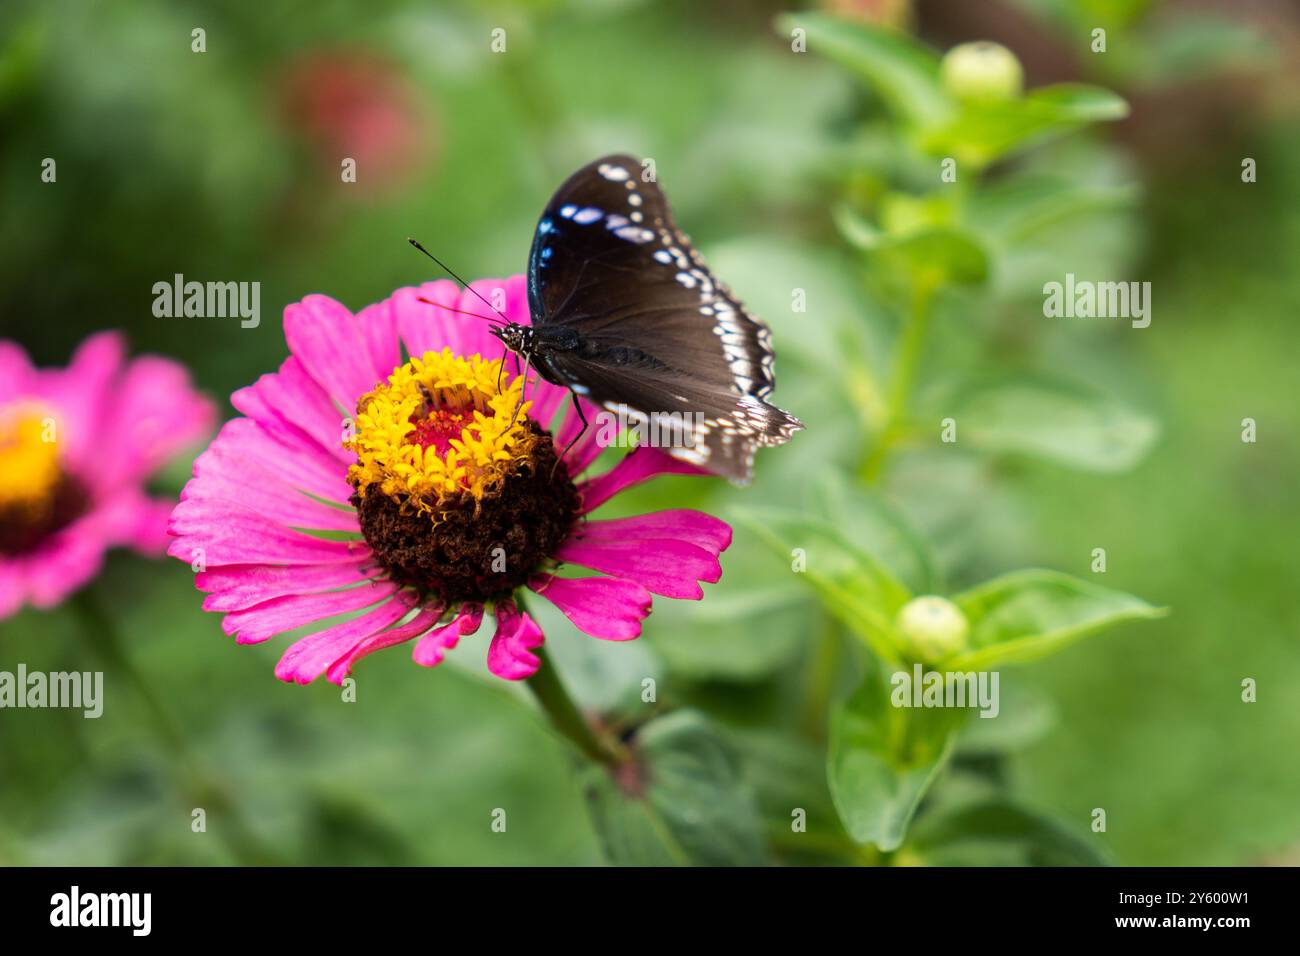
345, 349, 539, 515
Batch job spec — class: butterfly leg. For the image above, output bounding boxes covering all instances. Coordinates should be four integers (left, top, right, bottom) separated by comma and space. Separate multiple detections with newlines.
552, 389, 589, 480
507, 351, 532, 429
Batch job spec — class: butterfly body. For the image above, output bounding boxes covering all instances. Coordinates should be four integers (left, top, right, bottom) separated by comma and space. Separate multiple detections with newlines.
497, 153, 803, 483
493, 323, 668, 388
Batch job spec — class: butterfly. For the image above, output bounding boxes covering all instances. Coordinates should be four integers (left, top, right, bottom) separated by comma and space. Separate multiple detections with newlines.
414, 154, 802, 483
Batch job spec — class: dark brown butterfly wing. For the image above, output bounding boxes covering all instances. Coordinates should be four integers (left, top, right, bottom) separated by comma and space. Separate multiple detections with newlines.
526, 154, 801, 482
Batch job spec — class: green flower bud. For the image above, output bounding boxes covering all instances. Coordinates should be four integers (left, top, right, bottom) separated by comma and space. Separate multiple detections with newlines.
896, 595, 969, 663
940, 41, 1024, 103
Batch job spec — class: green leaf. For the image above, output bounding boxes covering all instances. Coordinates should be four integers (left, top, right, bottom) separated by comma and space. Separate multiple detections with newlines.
871, 227, 990, 288
734, 508, 911, 663
840, 206, 989, 290
735, 730, 856, 864
777, 12, 953, 130
581, 711, 768, 866
969, 175, 1140, 246
649, 524, 809, 681
809, 471, 940, 594
289, 527, 366, 542
1031, 84, 1130, 123
950, 375, 1158, 473
0, 16, 45, 109
949, 569, 1167, 670
297, 489, 357, 513
924, 84, 1129, 167
957, 679, 1056, 755
582, 770, 682, 866
780, 12, 1126, 168
879, 191, 958, 235
301, 792, 419, 866
909, 798, 1111, 866
832, 202, 883, 250
828, 667, 964, 850
652, 584, 809, 681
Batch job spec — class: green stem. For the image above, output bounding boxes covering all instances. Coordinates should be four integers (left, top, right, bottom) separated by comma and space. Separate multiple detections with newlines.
71, 588, 280, 865
861, 281, 937, 483
525, 645, 627, 767
73, 590, 189, 757
801, 611, 841, 741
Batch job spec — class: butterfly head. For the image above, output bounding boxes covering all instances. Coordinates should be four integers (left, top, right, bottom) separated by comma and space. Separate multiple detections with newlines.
489, 322, 534, 358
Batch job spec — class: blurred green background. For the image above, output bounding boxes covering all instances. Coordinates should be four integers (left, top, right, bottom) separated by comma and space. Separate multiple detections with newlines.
0, 0, 1296, 866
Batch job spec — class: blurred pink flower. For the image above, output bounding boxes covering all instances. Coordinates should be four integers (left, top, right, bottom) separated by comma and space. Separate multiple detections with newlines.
169, 277, 731, 686
821, 0, 912, 28
278, 51, 433, 190
0, 333, 215, 619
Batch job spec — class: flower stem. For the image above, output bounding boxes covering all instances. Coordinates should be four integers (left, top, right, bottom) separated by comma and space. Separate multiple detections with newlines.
801, 610, 842, 741
861, 280, 937, 483
70, 587, 280, 865
72, 590, 189, 755
525, 645, 627, 767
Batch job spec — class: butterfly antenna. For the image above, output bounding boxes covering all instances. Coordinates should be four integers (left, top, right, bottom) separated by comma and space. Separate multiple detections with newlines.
407, 238, 512, 325
415, 298, 508, 327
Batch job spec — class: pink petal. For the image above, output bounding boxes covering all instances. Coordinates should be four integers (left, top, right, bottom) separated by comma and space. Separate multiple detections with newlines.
198, 418, 353, 505
384, 272, 530, 375
412, 602, 484, 667
0, 484, 183, 615
574, 510, 732, 555
576, 446, 713, 515
459, 275, 528, 360
326, 603, 446, 685
90, 353, 215, 490
392, 280, 462, 359
16, 523, 109, 609
485, 600, 545, 680
528, 574, 651, 641
227, 386, 285, 442
167, 502, 366, 568
180, 438, 360, 532
196, 559, 379, 612
231, 356, 350, 463
0, 559, 25, 620
553, 396, 605, 475
492, 274, 531, 325
66, 329, 125, 381
283, 294, 382, 410
526, 379, 569, 433
0, 340, 35, 404
222, 579, 399, 645
103, 492, 175, 555
555, 537, 721, 600
355, 297, 401, 382
45, 332, 124, 466
274, 593, 416, 685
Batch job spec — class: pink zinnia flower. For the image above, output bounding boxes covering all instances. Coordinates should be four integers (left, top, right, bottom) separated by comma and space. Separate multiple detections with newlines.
168, 276, 732, 685
278, 51, 433, 192
0, 333, 215, 619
